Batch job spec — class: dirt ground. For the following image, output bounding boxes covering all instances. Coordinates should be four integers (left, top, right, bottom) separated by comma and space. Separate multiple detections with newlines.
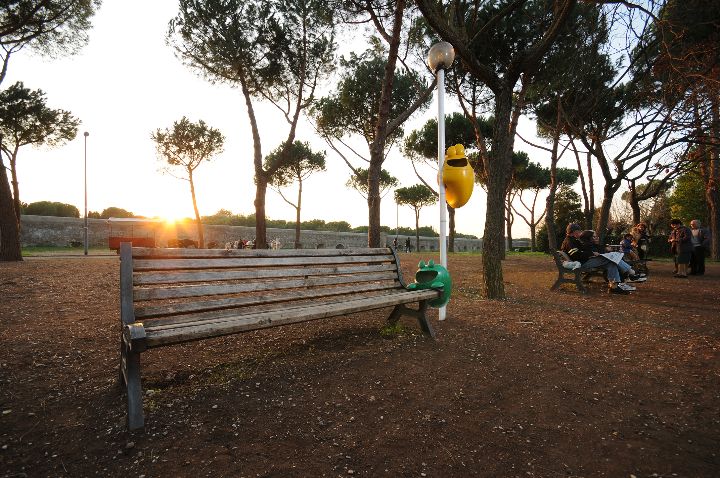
0, 252, 718, 478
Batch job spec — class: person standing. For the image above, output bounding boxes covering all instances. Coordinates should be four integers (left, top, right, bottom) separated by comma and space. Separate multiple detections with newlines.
405, 237, 411, 253
689, 219, 711, 275
668, 219, 693, 278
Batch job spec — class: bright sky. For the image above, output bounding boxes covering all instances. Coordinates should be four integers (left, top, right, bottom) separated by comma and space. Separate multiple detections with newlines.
7, 0, 557, 238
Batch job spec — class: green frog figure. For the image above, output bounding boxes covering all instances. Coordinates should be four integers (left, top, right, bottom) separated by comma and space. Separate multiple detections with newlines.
406, 259, 452, 308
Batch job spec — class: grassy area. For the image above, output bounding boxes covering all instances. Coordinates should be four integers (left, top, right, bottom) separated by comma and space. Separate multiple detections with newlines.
504, 250, 547, 257
448, 250, 548, 258
22, 246, 115, 256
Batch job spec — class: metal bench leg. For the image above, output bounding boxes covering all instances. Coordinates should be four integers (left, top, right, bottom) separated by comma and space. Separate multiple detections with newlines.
119, 341, 127, 386
387, 305, 403, 325
386, 302, 435, 339
416, 300, 435, 338
123, 343, 145, 430
550, 276, 563, 291
574, 272, 588, 294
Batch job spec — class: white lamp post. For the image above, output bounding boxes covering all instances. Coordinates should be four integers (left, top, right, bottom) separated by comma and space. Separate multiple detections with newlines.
427, 42, 455, 321
83, 131, 89, 256
396, 199, 399, 238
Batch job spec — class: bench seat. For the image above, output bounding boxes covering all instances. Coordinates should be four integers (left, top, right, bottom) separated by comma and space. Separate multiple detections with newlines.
127, 288, 438, 349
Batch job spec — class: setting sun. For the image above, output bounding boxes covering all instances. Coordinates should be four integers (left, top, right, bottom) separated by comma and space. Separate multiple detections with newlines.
154, 208, 192, 225
161, 213, 188, 226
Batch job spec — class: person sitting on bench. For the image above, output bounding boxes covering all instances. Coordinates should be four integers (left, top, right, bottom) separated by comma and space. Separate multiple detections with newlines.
620, 233, 640, 261
562, 224, 639, 295
578, 229, 646, 290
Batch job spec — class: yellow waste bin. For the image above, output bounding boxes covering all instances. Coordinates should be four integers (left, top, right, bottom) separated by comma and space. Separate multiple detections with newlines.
442, 144, 474, 208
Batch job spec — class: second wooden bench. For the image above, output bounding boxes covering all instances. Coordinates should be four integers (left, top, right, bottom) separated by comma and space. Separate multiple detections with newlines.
550, 250, 607, 294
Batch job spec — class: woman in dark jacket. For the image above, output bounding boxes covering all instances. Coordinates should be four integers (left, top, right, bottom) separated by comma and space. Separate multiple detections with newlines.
668, 218, 693, 278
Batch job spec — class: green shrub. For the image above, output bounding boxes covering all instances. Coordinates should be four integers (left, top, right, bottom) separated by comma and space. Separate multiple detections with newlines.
100, 207, 134, 218
22, 201, 79, 217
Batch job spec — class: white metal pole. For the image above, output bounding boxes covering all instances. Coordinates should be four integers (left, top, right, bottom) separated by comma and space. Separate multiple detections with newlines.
394, 199, 399, 251
437, 69, 447, 321
83, 132, 88, 256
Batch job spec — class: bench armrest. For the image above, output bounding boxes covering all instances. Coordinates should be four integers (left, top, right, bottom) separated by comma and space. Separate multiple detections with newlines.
123, 323, 147, 353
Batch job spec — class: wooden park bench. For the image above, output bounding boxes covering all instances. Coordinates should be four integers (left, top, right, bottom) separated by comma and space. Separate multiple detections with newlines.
550, 250, 606, 294
119, 243, 440, 430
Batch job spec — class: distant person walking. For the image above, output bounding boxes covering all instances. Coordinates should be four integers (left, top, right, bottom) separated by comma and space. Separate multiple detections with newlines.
668, 218, 692, 278
405, 237, 411, 253
689, 219, 711, 275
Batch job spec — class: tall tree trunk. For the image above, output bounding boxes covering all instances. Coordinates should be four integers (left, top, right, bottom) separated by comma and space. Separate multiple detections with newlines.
10, 151, 20, 224
188, 170, 204, 249
414, 208, 420, 252
544, 186, 558, 252
505, 194, 513, 252
586, 149, 595, 229
708, 96, 720, 259
572, 141, 591, 229
628, 179, 641, 226
367, 155, 382, 247
529, 190, 540, 252
530, 225, 537, 252
596, 183, 616, 246
0, 154, 22, 261
0, 51, 10, 87
295, 180, 302, 249
448, 205, 455, 253
544, 96, 563, 252
254, 178, 268, 249
366, 0, 405, 248
240, 76, 267, 250
482, 88, 514, 299
591, 138, 620, 246
483, 181, 506, 297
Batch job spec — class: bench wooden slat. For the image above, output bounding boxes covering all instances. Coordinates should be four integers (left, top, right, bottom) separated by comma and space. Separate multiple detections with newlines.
133, 263, 398, 285
133, 254, 395, 271
144, 289, 438, 347
133, 271, 399, 301
144, 289, 412, 330
131, 247, 392, 259
134, 281, 400, 319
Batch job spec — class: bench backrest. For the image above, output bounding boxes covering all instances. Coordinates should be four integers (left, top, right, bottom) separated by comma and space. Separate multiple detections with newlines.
120, 244, 407, 327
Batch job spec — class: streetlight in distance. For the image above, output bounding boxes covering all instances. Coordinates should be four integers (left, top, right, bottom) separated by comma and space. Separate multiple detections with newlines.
427, 41, 455, 321
84, 131, 89, 256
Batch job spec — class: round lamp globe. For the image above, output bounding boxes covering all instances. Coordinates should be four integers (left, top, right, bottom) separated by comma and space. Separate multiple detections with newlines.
427, 42, 455, 72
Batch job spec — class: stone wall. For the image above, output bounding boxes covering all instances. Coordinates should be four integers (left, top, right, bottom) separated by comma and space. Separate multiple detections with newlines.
19, 215, 482, 252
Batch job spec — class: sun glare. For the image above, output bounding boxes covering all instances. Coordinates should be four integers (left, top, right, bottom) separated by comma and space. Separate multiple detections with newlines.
160, 209, 191, 225
163, 215, 187, 225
